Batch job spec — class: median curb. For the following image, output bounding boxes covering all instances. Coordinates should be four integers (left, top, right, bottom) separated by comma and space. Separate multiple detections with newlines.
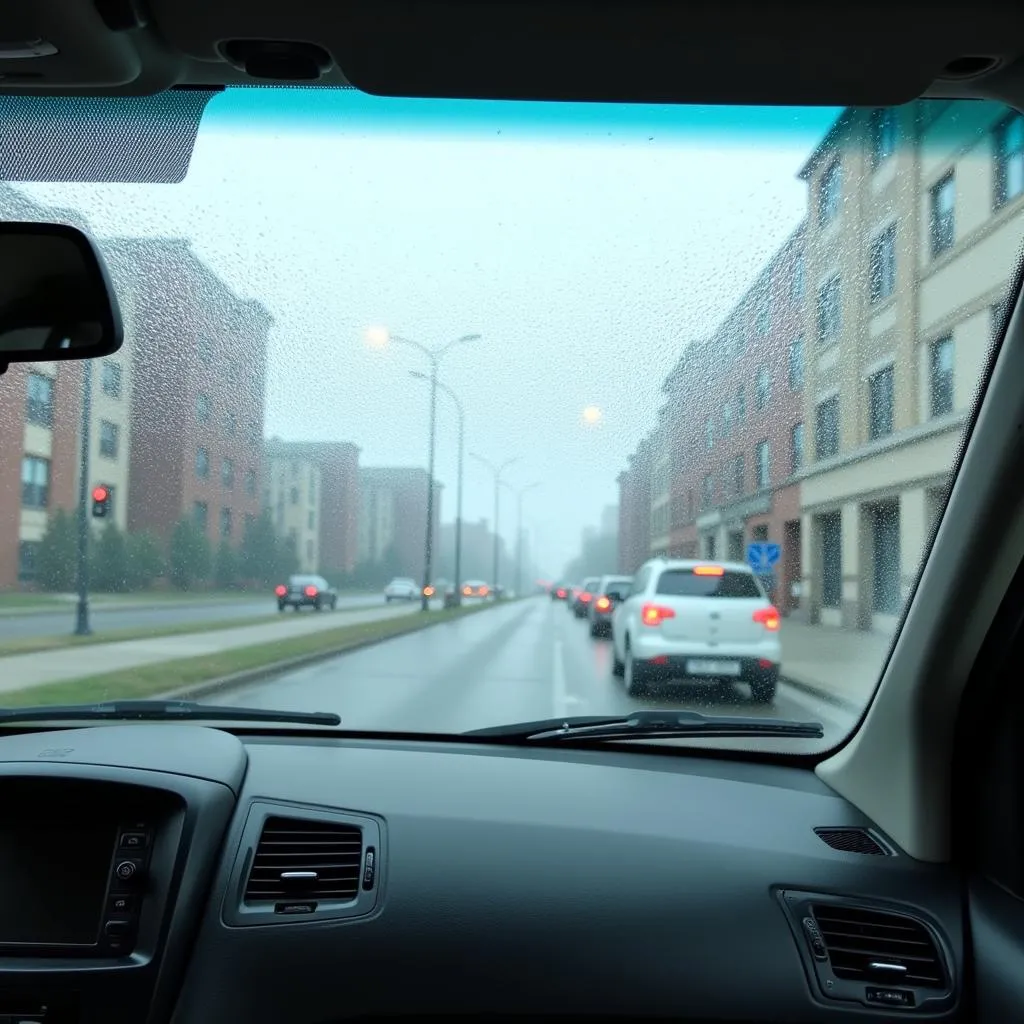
781, 673, 863, 713
161, 600, 518, 703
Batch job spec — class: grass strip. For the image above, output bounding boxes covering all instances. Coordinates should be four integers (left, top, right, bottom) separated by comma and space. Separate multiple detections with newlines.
0, 601, 496, 707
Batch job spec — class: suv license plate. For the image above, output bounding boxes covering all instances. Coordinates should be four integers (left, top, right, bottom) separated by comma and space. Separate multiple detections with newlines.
686, 659, 741, 676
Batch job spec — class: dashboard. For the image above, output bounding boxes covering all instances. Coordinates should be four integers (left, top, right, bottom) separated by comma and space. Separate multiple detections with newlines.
0, 724, 963, 1022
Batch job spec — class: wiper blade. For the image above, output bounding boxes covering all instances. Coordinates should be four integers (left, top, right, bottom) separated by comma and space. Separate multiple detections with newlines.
464, 709, 824, 742
0, 699, 340, 727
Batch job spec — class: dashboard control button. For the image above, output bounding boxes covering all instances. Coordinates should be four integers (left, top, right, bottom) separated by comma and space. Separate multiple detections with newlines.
866, 987, 914, 1008
362, 847, 376, 890
113, 858, 144, 885
104, 920, 131, 938
119, 831, 148, 850
108, 893, 135, 915
801, 916, 828, 960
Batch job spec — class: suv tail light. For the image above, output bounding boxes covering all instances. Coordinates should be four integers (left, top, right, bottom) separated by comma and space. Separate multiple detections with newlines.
641, 603, 676, 626
274, 585, 287, 597
595, 596, 611, 612
304, 585, 318, 597
753, 606, 780, 631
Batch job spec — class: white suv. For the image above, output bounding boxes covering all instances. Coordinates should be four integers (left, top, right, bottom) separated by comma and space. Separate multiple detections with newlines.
610, 558, 781, 702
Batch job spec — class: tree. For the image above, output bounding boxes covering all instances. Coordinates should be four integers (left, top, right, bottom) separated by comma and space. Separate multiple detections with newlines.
167, 518, 211, 590
35, 508, 78, 591
239, 509, 296, 585
124, 531, 164, 590
91, 521, 130, 592
214, 541, 241, 590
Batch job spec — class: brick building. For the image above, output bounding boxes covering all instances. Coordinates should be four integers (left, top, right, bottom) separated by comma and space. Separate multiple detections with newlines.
358, 466, 442, 581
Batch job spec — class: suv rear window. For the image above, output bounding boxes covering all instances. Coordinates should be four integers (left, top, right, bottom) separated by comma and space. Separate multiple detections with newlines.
655, 569, 762, 598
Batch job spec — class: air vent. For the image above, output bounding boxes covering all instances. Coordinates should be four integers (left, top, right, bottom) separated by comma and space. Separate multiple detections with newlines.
244, 816, 363, 903
811, 904, 946, 989
814, 826, 889, 856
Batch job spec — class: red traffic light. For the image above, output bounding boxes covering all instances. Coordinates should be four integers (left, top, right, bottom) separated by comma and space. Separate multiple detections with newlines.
91, 485, 109, 502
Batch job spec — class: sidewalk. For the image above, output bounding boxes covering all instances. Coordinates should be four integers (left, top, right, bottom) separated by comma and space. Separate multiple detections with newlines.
780, 618, 895, 708
0, 603, 417, 696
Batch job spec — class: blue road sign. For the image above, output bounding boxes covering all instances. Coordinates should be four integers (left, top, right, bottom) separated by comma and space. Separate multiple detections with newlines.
746, 541, 782, 572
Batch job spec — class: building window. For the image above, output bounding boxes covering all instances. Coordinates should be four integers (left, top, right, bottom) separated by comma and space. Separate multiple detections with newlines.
306, 539, 315, 564
869, 222, 897, 304
290, 461, 299, 479
26, 373, 54, 428
817, 276, 842, 343
756, 440, 771, 490
309, 475, 316, 503
196, 393, 211, 423
101, 361, 122, 398
705, 416, 714, 449
755, 296, 770, 335
99, 419, 120, 458
220, 507, 232, 539
815, 396, 840, 460
755, 366, 771, 409
732, 454, 744, 497
788, 336, 804, 391
290, 486, 299, 505
994, 112, 1024, 209
736, 386, 745, 421
869, 107, 897, 169
308, 509, 316, 530
193, 501, 208, 530
702, 473, 714, 509
18, 541, 39, 583
221, 458, 234, 488
818, 160, 841, 224
224, 411, 237, 436
820, 512, 843, 608
868, 364, 895, 440
245, 468, 256, 496
790, 251, 805, 300
722, 401, 733, 435
930, 335, 955, 417
790, 422, 805, 473
21, 456, 50, 509
195, 447, 209, 478
930, 172, 955, 257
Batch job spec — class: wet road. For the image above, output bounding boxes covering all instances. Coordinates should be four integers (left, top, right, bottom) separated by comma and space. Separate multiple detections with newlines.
210, 596, 858, 743
0, 593, 386, 642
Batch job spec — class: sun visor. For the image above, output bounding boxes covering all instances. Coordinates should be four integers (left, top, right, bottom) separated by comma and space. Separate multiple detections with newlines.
0, 88, 217, 183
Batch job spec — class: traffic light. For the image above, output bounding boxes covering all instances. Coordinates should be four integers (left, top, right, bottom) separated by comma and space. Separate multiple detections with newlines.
91, 484, 112, 519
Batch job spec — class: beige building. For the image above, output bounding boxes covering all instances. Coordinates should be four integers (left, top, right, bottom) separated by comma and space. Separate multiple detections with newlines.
797, 100, 1023, 630
264, 453, 323, 573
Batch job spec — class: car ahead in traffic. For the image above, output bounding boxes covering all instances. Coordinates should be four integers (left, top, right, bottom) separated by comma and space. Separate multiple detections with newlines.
551, 583, 570, 601
274, 574, 338, 612
461, 580, 491, 599
384, 577, 419, 602
610, 559, 781, 702
588, 574, 632, 637
571, 577, 601, 617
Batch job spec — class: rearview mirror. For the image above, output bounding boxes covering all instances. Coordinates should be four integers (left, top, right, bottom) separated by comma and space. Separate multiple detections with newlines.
0, 222, 122, 371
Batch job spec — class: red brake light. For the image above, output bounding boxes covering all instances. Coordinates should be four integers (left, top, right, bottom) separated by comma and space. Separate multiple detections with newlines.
423, 585, 436, 597
556, 588, 565, 597
304, 585, 318, 597
693, 564, 725, 576
274, 585, 286, 597
641, 603, 676, 626
753, 606, 781, 631
595, 596, 611, 612
480, 586, 489, 596
580, 592, 592, 602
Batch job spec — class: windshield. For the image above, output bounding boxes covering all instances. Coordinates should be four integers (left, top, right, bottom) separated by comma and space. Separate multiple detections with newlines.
0, 92, 1017, 750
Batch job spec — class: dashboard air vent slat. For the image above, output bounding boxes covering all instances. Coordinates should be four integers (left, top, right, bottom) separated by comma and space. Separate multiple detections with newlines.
811, 904, 945, 988
244, 816, 363, 903
814, 827, 888, 856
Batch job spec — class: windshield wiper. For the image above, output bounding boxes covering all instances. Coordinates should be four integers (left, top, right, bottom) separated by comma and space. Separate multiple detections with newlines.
0, 699, 340, 727
464, 709, 824, 742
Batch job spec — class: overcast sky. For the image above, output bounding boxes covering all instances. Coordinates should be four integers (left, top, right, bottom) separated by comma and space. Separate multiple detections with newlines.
24, 90, 837, 576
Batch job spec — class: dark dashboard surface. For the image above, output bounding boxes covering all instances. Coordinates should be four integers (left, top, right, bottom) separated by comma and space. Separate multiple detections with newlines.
0, 724, 963, 1022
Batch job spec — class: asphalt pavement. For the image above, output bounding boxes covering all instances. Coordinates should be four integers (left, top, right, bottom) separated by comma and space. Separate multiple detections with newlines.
0, 594, 385, 642
208, 595, 860, 743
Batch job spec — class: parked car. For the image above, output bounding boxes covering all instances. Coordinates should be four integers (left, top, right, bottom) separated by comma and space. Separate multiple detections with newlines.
461, 580, 491, 599
571, 577, 601, 617
384, 577, 419, 602
274, 574, 338, 612
588, 574, 633, 637
610, 559, 781, 702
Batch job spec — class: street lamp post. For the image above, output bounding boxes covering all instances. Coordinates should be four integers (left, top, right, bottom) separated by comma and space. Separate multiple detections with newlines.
368, 329, 480, 611
470, 453, 519, 595
502, 480, 541, 598
410, 370, 465, 606
74, 359, 93, 636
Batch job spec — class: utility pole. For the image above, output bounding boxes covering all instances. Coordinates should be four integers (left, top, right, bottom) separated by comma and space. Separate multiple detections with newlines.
74, 359, 92, 636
